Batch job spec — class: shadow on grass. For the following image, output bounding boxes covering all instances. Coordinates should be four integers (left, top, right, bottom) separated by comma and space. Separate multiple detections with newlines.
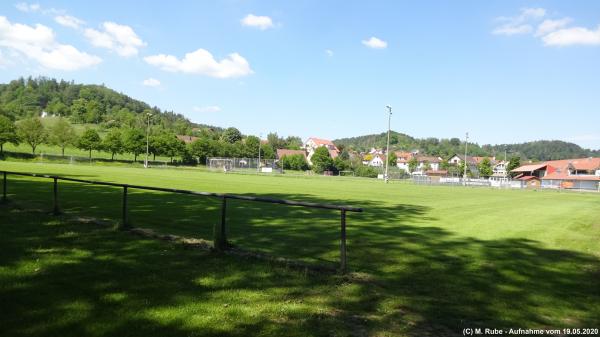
1, 176, 599, 336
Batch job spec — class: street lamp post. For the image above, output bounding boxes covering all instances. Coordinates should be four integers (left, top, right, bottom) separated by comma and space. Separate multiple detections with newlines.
463, 132, 469, 185
144, 113, 153, 168
385, 105, 392, 184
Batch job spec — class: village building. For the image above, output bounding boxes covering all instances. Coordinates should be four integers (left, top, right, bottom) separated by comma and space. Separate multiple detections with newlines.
304, 137, 340, 165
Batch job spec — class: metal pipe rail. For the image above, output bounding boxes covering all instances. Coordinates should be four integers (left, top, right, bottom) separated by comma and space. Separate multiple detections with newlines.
1, 170, 362, 273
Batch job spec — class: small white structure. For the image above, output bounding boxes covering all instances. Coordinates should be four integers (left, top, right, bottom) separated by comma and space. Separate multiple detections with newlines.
492, 160, 509, 177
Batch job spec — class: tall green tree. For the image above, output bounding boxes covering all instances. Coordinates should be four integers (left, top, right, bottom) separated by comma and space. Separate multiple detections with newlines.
48, 118, 76, 156
284, 136, 303, 150
123, 128, 146, 162
266, 132, 281, 150
102, 128, 123, 160
189, 138, 214, 164
507, 156, 521, 175
478, 157, 493, 177
0, 115, 19, 154
77, 128, 102, 159
408, 157, 418, 173
260, 143, 275, 159
311, 146, 334, 173
221, 127, 242, 144
388, 151, 397, 167
16, 118, 46, 154
161, 134, 185, 163
243, 135, 260, 158
70, 98, 88, 123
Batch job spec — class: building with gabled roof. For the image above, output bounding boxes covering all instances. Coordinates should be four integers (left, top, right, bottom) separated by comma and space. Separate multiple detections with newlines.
511, 157, 600, 191
304, 137, 339, 165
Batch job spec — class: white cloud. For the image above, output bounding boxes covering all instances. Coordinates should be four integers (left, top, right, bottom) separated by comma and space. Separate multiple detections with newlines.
241, 14, 274, 30
54, 15, 85, 29
542, 25, 600, 46
84, 22, 146, 57
142, 78, 160, 87
535, 18, 572, 36
36, 44, 101, 70
492, 7, 546, 36
325, 49, 333, 57
491, 8, 600, 48
193, 105, 221, 113
362, 36, 387, 49
144, 49, 253, 78
493, 24, 532, 35
0, 16, 101, 71
15, 2, 40, 12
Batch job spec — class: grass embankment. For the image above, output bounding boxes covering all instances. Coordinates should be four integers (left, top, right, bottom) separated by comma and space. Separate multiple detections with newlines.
1, 161, 599, 336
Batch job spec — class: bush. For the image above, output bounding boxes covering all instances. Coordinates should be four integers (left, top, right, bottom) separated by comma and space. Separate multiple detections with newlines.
281, 154, 309, 171
354, 165, 378, 178
311, 146, 334, 173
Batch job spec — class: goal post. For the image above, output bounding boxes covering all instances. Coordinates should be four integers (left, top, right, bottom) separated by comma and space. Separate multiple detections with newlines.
207, 157, 282, 173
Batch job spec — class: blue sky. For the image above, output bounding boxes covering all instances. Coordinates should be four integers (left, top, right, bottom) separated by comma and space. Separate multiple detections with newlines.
1, 1, 600, 149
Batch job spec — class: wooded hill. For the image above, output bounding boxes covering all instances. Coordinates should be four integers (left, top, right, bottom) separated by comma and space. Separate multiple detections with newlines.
334, 132, 600, 161
0, 76, 221, 135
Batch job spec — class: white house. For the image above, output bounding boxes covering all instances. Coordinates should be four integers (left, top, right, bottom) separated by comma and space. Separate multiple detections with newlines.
305, 137, 339, 165
395, 151, 412, 171
410, 156, 443, 175
492, 160, 509, 178
368, 154, 385, 167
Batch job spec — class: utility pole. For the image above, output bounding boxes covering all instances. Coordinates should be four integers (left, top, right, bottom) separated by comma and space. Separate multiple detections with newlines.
144, 113, 153, 168
385, 105, 392, 184
463, 132, 469, 186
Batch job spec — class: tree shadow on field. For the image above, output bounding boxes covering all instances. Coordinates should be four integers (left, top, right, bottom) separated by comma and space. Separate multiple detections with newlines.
1, 176, 599, 336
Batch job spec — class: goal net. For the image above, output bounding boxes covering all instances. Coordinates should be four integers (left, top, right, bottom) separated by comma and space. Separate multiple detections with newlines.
207, 157, 282, 173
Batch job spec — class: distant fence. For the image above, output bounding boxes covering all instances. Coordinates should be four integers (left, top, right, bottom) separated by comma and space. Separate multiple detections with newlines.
413, 176, 523, 188
1, 170, 362, 273
3, 151, 169, 167
412, 175, 599, 192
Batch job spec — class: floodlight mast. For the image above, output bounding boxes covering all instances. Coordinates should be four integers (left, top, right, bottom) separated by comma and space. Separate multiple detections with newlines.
385, 105, 392, 184
144, 113, 153, 168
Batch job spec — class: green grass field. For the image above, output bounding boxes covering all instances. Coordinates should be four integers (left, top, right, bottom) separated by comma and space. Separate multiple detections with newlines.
1, 160, 599, 336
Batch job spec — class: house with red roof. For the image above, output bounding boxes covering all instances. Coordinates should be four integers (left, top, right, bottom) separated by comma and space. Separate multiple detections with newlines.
304, 137, 340, 165
541, 157, 600, 190
511, 157, 600, 191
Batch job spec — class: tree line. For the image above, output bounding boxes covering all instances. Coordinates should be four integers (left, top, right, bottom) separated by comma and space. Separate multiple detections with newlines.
334, 131, 599, 162
0, 116, 311, 166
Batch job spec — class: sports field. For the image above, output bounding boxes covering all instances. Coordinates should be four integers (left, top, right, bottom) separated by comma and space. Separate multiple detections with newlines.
1, 161, 599, 336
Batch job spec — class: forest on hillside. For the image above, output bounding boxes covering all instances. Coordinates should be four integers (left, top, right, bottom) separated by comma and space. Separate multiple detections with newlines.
0, 76, 199, 135
334, 132, 600, 161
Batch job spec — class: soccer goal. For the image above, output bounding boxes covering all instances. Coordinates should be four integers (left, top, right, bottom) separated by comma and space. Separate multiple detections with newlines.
206, 157, 282, 173
208, 158, 235, 172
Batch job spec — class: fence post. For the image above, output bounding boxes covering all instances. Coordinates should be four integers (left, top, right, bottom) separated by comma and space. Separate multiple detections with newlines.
52, 177, 60, 215
121, 185, 128, 230
214, 196, 228, 251
340, 209, 347, 273
2, 172, 6, 203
